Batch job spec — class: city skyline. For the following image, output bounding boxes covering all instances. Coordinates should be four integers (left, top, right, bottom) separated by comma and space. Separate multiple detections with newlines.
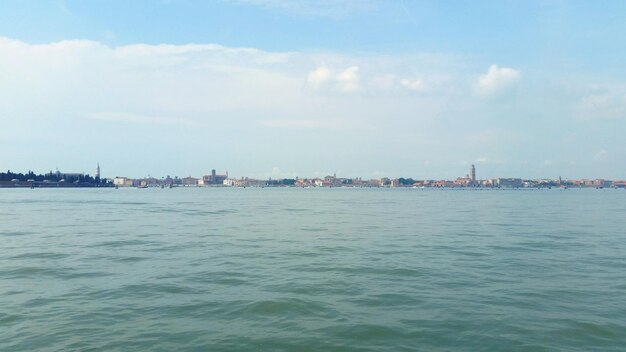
5, 159, 626, 181
3, 163, 624, 187
1, 1, 625, 179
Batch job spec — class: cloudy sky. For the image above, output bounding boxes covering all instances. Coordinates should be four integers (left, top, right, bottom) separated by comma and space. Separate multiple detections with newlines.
1, 0, 625, 179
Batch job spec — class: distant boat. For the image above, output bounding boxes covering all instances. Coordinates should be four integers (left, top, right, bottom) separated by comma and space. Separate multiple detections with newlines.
137, 185, 148, 189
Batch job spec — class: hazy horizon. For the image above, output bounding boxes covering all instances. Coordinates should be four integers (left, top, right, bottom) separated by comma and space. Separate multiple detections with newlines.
1, 1, 625, 180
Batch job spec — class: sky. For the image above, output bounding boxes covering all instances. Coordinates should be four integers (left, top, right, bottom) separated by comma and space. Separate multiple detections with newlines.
1, 0, 625, 180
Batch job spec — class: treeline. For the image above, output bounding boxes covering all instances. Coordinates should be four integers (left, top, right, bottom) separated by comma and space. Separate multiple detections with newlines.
267, 179, 296, 186
381, 178, 416, 186
1, 170, 108, 184
398, 178, 416, 185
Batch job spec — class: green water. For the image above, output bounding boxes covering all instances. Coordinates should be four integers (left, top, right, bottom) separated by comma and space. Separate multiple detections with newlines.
1, 188, 625, 351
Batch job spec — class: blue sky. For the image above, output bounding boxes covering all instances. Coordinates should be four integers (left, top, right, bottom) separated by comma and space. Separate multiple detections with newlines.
1, 0, 625, 179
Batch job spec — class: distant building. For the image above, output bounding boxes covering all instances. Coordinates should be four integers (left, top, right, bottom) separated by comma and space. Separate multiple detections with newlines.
471, 164, 476, 186
95, 163, 100, 179
141, 177, 159, 187
613, 180, 626, 188
182, 176, 199, 186
366, 179, 381, 187
496, 178, 523, 188
223, 177, 265, 187
202, 169, 227, 185
593, 179, 612, 188
47, 169, 84, 180
113, 177, 133, 187
454, 177, 471, 187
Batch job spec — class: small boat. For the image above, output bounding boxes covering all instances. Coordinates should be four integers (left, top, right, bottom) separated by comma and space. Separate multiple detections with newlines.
137, 185, 148, 189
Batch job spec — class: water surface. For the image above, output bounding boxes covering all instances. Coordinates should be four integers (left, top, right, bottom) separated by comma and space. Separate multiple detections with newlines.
1, 188, 625, 351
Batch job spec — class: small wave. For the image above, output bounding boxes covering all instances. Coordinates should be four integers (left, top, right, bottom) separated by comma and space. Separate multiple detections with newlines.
0, 266, 113, 280
186, 270, 251, 286
9, 252, 69, 260
0, 231, 34, 237
0, 313, 21, 325
89, 239, 160, 248
233, 298, 338, 318
282, 208, 311, 212
555, 320, 622, 340
355, 292, 423, 306
89, 283, 203, 300
300, 227, 328, 232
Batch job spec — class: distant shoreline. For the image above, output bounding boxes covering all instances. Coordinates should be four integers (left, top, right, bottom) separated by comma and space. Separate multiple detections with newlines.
1, 183, 623, 190
0, 181, 114, 188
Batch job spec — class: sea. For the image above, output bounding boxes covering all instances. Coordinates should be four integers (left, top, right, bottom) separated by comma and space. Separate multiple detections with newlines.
1, 187, 624, 351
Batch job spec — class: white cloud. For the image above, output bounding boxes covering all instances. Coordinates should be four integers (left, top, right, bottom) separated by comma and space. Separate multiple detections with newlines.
398, 74, 451, 93
306, 65, 361, 92
579, 94, 611, 109
335, 66, 360, 92
476, 64, 521, 95
400, 78, 426, 91
576, 92, 626, 120
3, 36, 624, 179
0, 37, 303, 118
593, 149, 608, 161
306, 66, 332, 89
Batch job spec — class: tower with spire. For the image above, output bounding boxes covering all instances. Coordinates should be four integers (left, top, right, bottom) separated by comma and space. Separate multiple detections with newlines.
471, 164, 476, 186
95, 163, 100, 179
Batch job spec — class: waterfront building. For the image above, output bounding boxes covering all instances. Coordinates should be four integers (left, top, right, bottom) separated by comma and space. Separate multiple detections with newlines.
593, 179, 612, 188
223, 178, 243, 187
613, 180, 626, 188
203, 169, 228, 185
496, 178, 523, 188
523, 180, 538, 188
295, 178, 310, 187
454, 177, 472, 187
113, 177, 133, 187
47, 169, 84, 180
162, 176, 175, 186
182, 176, 199, 186
142, 177, 159, 187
